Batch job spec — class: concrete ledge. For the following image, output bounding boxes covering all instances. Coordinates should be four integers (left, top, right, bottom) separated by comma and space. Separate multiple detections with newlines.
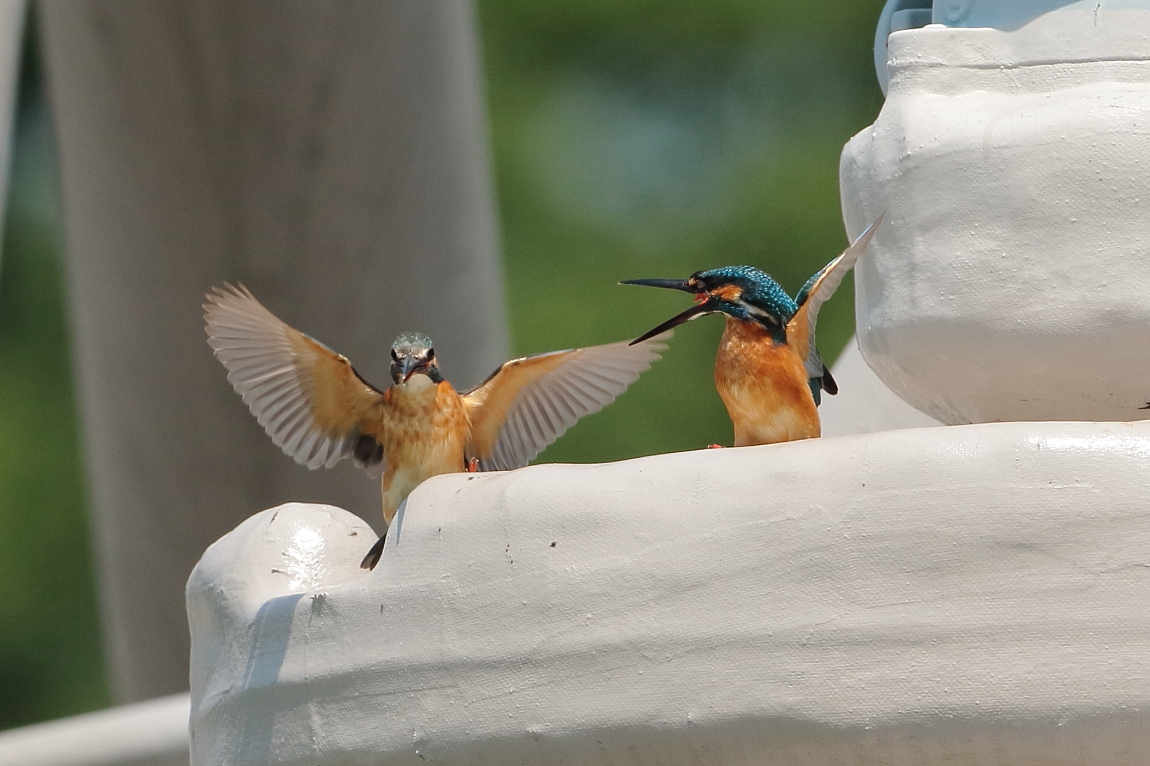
189, 422, 1150, 765
0, 693, 189, 766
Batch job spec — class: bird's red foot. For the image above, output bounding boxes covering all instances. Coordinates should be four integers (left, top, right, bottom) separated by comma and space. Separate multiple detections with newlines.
707, 443, 725, 449
467, 457, 480, 473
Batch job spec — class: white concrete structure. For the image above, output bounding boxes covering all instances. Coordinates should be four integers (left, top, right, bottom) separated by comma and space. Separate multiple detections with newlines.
818, 341, 940, 436
189, 422, 1150, 765
842, 5, 1150, 425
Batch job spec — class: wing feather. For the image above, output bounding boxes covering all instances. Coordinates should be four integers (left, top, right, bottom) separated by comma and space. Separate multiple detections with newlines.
788, 213, 884, 384
550, 378, 589, 409
463, 333, 670, 471
204, 284, 387, 473
296, 429, 321, 463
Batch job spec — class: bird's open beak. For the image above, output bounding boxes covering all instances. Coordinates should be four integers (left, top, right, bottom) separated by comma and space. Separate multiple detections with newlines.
627, 302, 712, 345
400, 355, 419, 383
622, 277, 715, 345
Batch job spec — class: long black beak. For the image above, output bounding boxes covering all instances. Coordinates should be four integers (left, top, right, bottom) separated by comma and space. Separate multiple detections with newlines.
622, 277, 713, 345
628, 302, 713, 345
400, 355, 418, 382
619, 278, 697, 293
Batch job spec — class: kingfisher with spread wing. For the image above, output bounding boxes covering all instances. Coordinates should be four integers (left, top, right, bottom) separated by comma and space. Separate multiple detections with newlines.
204, 285, 668, 569
622, 215, 882, 447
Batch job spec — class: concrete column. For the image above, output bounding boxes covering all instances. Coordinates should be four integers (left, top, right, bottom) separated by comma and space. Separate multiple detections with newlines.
818, 339, 940, 437
843, 6, 1150, 424
0, 0, 25, 257
38, 0, 506, 701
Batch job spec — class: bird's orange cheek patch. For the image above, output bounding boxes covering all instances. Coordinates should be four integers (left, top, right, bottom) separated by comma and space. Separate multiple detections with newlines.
711, 284, 743, 303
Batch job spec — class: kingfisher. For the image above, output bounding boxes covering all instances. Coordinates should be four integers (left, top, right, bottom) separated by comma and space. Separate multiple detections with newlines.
204, 284, 669, 569
622, 214, 882, 447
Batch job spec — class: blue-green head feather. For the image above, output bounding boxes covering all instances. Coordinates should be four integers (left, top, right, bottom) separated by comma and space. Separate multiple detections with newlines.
389, 332, 443, 384
691, 266, 798, 328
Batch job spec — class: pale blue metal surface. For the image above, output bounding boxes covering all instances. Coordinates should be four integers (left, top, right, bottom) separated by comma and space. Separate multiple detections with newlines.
873, 0, 1150, 92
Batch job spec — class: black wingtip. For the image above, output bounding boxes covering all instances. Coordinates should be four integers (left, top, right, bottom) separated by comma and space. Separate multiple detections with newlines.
360, 534, 387, 570
822, 367, 838, 397
352, 434, 384, 469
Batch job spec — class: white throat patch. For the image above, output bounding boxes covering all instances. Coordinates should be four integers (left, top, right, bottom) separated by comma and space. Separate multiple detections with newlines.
400, 373, 437, 393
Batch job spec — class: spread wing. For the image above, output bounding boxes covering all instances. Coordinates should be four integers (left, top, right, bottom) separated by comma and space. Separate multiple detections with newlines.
463, 333, 670, 471
788, 212, 884, 394
204, 284, 387, 473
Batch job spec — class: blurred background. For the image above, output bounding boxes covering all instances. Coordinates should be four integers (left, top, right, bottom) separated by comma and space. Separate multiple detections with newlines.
0, 0, 884, 730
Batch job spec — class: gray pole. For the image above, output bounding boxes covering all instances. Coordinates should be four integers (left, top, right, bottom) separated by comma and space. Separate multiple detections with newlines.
39, 0, 507, 702
0, 0, 25, 263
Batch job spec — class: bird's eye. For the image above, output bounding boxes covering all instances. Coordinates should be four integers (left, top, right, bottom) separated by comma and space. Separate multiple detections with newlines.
390, 349, 399, 361
426, 348, 435, 361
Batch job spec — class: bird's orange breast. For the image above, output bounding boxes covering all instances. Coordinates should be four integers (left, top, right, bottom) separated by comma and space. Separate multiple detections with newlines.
714, 317, 819, 447
379, 379, 471, 523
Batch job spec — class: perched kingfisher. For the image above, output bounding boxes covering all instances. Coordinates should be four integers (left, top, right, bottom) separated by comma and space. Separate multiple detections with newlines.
622, 215, 882, 447
204, 284, 669, 569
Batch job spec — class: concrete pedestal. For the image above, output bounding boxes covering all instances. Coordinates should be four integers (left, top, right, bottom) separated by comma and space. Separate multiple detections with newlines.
189, 421, 1150, 765
842, 8, 1150, 424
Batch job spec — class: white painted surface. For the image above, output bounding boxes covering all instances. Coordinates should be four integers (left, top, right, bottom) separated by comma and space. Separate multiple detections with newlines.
841, 8, 1150, 424
819, 338, 940, 436
0, 693, 189, 766
189, 421, 1150, 765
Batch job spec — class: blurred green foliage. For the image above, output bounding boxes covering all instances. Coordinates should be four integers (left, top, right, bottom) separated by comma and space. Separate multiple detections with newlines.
482, 0, 886, 458
0, 0, 884, 728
